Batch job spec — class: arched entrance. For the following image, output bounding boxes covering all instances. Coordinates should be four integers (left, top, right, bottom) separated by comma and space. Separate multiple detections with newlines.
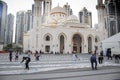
88, 37, 92, 53
72, 34, 82, 53
60, 35, 64, 53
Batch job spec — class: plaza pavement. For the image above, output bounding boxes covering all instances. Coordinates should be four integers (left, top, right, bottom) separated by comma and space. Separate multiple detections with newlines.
0, 53, 120, 76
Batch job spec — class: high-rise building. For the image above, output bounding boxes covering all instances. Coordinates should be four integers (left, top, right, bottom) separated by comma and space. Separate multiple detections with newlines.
5, 13, 14, 45
0, 1, 7, 49
24, 10, 32, 32
15, 11, 26, 46
104, 0, 120, 37
63, 3, 73, 16
15, 10, 33, 47
31, 4, 34, 29
79, 7, 92, 27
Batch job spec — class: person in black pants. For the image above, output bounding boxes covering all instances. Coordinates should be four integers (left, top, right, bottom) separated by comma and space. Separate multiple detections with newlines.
98, 50, 104, 64
9, 50, 13, 62
21, 57, 31, 70
114, 54, 120, 63
107, 49, 112, 60
90, 50, 97, 70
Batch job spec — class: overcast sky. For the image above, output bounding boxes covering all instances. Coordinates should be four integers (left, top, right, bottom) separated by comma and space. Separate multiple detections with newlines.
3, 0, 98, 26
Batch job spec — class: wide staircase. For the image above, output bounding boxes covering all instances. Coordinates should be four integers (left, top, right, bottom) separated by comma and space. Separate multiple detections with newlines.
0, 53, 119, 75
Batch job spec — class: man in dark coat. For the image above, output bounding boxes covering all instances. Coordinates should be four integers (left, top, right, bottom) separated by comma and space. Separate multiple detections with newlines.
9, 50, 13, 62
90, 53, 97, 70
107, 48, 112, 60
21, 57, 31, 70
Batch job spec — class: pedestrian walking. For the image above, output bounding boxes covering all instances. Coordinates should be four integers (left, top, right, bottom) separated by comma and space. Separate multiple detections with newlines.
98, 50, 104, 64
9, 49, 13, 62
72, 51, 80, 61
90, 50, 97, 70
21, 57, 31, 70
72, 53, 76, 61
39, 50, 42, 54
34, 50, 40, 61
15, 51, 19, 61
72, 51, 76, 60
28, 50, 32, 57
114, 54, 120, 63
107, 48, 112, 60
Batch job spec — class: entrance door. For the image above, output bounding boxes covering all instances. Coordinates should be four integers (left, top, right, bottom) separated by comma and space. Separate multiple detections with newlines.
72, 34, 82, 53
60, 35, 64, 53
45, 45, 50, 53
73, 46, 77, 53
88, 37, 92, 53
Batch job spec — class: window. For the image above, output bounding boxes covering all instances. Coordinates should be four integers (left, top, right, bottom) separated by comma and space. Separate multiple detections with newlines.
46, 35, 50, 41
95, 38, 98, 43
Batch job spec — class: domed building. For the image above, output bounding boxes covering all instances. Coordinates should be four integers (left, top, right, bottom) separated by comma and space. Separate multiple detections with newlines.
67, 15, 79, 23
23, 0, 105, 54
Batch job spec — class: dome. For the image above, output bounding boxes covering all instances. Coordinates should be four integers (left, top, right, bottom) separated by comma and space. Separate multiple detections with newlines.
67, 15, 79, 23
67, 15, 78, 20
50, 6, 67, 14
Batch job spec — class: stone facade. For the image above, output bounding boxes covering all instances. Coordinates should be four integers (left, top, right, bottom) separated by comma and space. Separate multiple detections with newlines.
104, 0, 120, 37
23, 0, 106, 54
